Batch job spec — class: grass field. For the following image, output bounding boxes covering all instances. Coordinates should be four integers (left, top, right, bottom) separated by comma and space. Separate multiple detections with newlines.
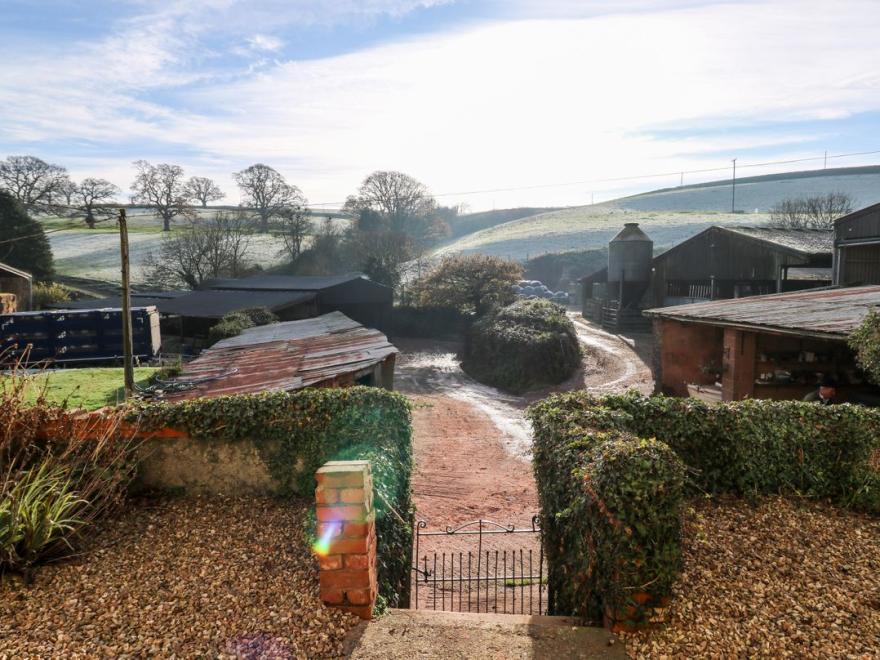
6, 367, 159, 410
433, 207, 768, 260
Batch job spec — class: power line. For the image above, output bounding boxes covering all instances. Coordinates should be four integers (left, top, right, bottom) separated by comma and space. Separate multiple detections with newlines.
0, 214, 117, 247
305, 148, 880, 207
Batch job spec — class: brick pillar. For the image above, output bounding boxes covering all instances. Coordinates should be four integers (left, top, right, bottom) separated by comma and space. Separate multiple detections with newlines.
722, 328, 757, 401
315, 460, 377, 620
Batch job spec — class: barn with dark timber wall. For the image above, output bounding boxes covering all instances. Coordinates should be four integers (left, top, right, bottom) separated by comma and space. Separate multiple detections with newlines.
0, 262, 33, 312
835, 202, 880, 286
205, 274, 393, 333
580, 224, 833, 329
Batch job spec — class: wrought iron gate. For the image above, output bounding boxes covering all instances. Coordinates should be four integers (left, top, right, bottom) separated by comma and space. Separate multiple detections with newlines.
411, 516, 550, 615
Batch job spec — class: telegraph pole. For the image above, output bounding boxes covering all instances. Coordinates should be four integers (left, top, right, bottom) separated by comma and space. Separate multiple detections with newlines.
824, 150, 828, 169
731, 158, 737, 213
118, 208, 134, 399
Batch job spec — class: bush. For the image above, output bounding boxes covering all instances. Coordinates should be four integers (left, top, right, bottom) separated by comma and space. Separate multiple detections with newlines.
32, 282, 73, 309
411, 254, 522, 316
207, 307, 278, 345
463, 298, 581, 392
0, 369, 139, 579
528, 391, 880, 621
130, 386, 413, 607
849, 308, 880, 385
392, 305, 471, 338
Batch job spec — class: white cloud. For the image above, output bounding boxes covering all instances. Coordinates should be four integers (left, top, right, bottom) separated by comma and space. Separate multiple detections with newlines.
1, 0, 880, 209
246, 34, 284, 52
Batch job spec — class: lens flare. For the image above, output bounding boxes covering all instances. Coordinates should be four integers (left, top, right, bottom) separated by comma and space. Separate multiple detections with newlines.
313, 522, 341, 557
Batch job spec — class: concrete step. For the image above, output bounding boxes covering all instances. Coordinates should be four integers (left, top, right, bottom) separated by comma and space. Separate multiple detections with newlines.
343, 609, 626, 659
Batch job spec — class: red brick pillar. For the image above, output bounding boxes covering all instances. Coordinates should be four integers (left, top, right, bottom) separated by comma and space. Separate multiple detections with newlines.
315, 460, 377, 620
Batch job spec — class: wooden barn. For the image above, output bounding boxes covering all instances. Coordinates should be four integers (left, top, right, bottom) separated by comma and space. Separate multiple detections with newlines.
0, 261, 32, 312
581, 224, 833, 329
835, 202, 880, 285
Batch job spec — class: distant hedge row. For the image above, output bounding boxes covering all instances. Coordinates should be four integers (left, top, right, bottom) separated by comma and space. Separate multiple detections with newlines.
464, 299, 581, 393
528, 392, 880, 625
131, 387, 413, 608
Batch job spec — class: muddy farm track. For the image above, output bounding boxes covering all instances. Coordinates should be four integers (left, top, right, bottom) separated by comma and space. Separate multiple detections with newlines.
394, 317, 653, 612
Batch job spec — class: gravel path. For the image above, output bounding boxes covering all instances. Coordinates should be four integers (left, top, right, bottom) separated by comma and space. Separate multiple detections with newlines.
626, 496, 880, 658
0, 496, 357, 659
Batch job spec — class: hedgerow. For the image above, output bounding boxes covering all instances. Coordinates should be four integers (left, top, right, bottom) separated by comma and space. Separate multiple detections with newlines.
528, 391, 880, 623
130, 387, 413, 607
464, 298, 581, 393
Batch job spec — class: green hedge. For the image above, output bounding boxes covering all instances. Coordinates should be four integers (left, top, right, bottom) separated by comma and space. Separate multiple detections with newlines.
464, 299, 581, 393
130, 387, 413, 607
392, 305, 471, 339
529, 391, 880, 621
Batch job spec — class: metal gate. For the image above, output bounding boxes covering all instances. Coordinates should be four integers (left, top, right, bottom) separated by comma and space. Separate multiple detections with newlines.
411, 517, 550, 615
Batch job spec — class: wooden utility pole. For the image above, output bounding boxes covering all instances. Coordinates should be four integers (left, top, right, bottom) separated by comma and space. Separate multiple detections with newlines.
118, 208, 135, 399
731, 158, 737, 213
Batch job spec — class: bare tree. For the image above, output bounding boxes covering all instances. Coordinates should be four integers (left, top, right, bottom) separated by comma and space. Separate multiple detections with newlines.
0, 155, 68, 212
233, 164, 305, 233
769, 192, 854, 229
74, 178, 120, 228
130, 160, 193, 231
343, 170, 437, 236
142, 212, 254, 289
58, 177, 79, 206
185, 176, 225, 208
277, 206, 312, 262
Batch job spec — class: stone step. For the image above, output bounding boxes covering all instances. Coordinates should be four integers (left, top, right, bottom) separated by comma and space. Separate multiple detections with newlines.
343, 608, 627, 659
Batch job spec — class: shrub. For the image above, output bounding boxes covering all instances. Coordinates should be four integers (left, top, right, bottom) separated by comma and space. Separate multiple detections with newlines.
32, 282, 73, 309
529, 391, 880, 622
463, 298, 581, 392
392, 305, 470, 338
130, 386, 413, 607
207, 307, 278, 345
411, 254, 522, 315
849, 308, 880, 385
0, 367, 140, 579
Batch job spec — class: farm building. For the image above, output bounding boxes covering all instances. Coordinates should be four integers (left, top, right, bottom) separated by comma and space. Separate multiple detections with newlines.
0, 261, 33, 312
834, 201, 880, 285
580, 224, 833, 329
644, 285, 880, 404
160, 312, 398, 401
205, 273, 392, 333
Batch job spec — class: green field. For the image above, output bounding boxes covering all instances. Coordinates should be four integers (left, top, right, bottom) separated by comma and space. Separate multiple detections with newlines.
433, 207, 768, 260
5, 367, 159, 410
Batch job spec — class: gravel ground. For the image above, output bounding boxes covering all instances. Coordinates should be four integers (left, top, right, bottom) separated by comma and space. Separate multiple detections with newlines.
626, 496, 880, 658
0, 496, 357, 659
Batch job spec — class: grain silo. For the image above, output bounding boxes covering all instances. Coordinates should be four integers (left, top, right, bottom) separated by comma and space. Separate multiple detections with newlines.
607, 223, 653, 309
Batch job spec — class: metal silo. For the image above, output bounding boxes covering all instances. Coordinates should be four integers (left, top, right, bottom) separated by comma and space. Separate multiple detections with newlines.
607, 222, 653, 308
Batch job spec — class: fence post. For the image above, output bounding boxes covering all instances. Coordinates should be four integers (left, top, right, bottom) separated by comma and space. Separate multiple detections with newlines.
315, 460, 377, 620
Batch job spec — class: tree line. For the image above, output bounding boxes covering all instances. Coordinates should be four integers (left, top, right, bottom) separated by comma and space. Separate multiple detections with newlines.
0, 154, 461, 295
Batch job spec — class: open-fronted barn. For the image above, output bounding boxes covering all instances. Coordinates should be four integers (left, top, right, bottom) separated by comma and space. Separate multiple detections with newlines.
835, 201, 880, 286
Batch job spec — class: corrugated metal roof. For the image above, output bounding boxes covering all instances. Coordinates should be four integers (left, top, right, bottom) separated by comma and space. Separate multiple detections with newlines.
722, 226, 833, 256
162, 312, 397, 400
205, 273, 369, 291
644, 285, 880, 338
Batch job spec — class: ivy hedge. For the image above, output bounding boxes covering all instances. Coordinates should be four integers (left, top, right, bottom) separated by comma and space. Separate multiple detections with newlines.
129, 387, 413, 607
528, 391, 880, 623
463, 299, 581, 393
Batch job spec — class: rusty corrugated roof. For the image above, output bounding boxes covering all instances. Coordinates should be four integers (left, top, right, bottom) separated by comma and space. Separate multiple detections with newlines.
644, 285, 880, 338
162, 312, 397, 400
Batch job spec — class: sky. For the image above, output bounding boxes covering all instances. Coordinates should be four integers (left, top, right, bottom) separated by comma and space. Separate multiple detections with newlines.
1, 0, 880, 211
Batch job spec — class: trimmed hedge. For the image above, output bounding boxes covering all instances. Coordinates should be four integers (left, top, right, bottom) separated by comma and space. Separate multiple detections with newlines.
129, 387, 413, 607
529, 391, 880, 622
464, 299, 581, 393
392, 305, 471, 339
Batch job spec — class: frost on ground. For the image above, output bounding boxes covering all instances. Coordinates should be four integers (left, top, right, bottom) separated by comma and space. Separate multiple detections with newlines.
50, 231, 288, 283
0, 496, 358, 658
626, 496, 880, 658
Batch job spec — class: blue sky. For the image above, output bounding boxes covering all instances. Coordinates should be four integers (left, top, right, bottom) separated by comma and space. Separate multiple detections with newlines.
2, 0, 880, 210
